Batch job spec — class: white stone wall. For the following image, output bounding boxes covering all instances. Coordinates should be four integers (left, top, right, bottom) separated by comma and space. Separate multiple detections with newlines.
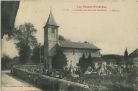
62, 49, 100, 67
63, 50, 82, 67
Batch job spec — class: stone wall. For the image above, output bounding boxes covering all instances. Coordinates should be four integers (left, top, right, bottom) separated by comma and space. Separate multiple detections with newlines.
12, 67, 90, 91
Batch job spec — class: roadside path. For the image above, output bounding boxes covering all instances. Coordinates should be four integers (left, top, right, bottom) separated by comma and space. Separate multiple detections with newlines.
1, 70, 41, 91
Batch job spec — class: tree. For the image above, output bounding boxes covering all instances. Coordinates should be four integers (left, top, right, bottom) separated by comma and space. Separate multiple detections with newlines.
52, 49, 67, 70
12, 23, 37, 64
31, 45, 40, 64
124, 48, 128, 60
59, 35, 66, 41
31, 45, 44, 64
87, 54, 94, 69
77, 54, 87, 73
1, 54, 12, 70
77, 54, 94, 74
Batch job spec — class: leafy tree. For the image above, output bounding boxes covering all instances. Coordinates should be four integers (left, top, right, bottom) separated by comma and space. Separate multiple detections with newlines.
59, 35, 66, 41
77, 54, 87, 73
87, 54, 94, 68
31, 45, 40, 64
1, 54, 12, 70
31, 45, 44, 64
52, 49, 67, 69
12, 23, 37, 64
78, 54, 94, 74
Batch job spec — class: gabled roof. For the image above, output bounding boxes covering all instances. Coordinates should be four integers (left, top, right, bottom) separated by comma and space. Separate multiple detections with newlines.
58, 40, 100, 50
129, 48, 138, 57
44, 11, 59, 27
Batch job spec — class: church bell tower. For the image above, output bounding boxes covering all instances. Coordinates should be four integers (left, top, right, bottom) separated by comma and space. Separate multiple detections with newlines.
44, 11, 59, 71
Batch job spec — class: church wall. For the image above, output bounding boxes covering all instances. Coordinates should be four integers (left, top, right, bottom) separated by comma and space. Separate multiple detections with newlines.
91, 51, 101, 57
63, 50, 82, 67
61, 48, 101, 67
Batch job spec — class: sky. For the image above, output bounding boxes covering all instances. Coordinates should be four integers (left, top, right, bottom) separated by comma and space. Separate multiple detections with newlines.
2, 0, 138, 58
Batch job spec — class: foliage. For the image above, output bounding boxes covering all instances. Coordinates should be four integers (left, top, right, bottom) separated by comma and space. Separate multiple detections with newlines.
124, 48, 128, 60
78, 53, 96, 74
19, 43, 31, 63
77, 54, 87, 73
1, 54, 12, 70
52, 49, 67, 69
59, 35, 66, 41
31, 45, 44, 64
87, 54, 94, 68
126, 66, 137, 83
12, 23, 38, 64
125, 59, 134, 66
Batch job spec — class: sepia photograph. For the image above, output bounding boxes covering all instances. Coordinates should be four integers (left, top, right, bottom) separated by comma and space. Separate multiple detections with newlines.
1, 0, 138, 91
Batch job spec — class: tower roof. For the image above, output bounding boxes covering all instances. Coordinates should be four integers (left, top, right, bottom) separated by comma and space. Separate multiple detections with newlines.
45, 11, 59, 27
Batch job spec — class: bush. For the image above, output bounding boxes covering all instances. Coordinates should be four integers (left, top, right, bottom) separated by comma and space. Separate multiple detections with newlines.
52, 49, 67, 70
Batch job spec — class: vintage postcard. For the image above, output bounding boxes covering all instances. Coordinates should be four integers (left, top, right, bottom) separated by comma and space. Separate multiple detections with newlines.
1, 0, 138, 91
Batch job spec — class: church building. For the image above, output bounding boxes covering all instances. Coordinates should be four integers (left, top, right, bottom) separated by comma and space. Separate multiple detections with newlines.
44, 12, 101, 71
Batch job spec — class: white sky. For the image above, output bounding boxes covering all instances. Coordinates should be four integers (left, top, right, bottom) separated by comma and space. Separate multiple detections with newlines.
2, 0, 138, 58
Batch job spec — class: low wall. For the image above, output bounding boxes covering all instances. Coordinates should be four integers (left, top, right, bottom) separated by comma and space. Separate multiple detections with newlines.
12, 67, 90, 91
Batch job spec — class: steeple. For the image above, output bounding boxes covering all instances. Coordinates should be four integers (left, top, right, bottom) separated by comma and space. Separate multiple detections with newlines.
44, 11, 59, 27
43, 11, 59, 71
